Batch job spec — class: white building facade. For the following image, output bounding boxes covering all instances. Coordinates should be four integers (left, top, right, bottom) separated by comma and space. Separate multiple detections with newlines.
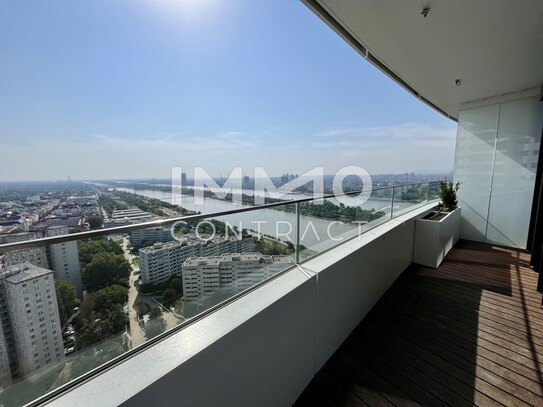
0, 263, 65, 379
1, 232, 48, 271
46, 226, 83, 298
131, 227, 173, 248
139, 236, 254, 286
139, 241, 199, 285
182, 254, 294, 302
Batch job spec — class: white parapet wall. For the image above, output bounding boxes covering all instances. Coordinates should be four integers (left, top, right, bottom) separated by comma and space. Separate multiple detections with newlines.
303, 209, 421, 370
46, 203, 436, 407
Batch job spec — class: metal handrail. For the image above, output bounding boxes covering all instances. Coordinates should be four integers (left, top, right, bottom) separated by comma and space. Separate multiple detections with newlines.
0, 181, 441, 253
1, 180, 441, 406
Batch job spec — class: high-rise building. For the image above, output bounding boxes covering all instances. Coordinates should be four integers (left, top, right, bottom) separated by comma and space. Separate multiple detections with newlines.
139, 241, 199, 285
139, 236, 254, 286
181, 257, 221, 300
0, 263, 64, 379
199, 236, 254, 257
182, 254, 294, 302
131, 227, 173, 249
0, 322, 11, 389
46, 226, 83, 298
1, 232, 48, 270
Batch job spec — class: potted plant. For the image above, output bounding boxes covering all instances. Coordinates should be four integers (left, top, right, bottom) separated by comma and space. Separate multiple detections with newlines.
413, 181, 462, 268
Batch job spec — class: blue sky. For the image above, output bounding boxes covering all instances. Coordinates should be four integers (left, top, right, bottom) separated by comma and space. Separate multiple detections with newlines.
0, 0, 456, 181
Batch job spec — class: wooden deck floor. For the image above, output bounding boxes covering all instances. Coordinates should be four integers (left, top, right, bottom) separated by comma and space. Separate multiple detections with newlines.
295, 240, 543, 407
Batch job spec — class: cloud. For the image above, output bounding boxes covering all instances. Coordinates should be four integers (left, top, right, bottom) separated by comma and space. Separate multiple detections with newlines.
0, 122, 457, 181
215, 131, 246, 139
317, 122, 456, 141
307, 122, 457, 174
85, 129, 262, 153
91, 131, 192, 145
317, 128, 360, 137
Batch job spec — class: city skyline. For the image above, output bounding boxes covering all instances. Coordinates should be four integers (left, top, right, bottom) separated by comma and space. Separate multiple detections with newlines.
0, 1, 456, 182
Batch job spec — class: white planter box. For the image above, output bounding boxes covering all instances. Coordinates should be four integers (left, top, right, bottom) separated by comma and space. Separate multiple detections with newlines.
413, 207, 461, 268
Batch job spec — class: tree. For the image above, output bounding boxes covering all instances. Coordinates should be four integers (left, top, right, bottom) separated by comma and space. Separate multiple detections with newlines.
79, 239, 123, 268
146, 300, 166, 341
135, 302, 150, 318
140, 240, 155, 249
78, 314, 113, 349
285, 241, 295, 254
82, 252, 131, 292
94, 285, 128, 313
55, 280, 77, 323
78, 294, 95, 321
139, 283, 158, 294
170, 278, 183, 294
104, 303, 128, 333
87, 215, 104, 230
163, 288, 177, 301
145, 317, 166, 340
148, 307, 163, 319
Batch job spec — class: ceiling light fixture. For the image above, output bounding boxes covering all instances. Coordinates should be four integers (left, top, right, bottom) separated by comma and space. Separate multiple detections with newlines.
421, 7, 429, 18
455, 79, 462, 86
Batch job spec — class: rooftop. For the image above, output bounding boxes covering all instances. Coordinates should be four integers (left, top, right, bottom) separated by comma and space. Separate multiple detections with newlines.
1, 262, 53, 284
139, 240, 187, 253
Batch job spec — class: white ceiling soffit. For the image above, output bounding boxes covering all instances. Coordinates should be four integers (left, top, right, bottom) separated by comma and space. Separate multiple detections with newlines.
302, 0, 543, 120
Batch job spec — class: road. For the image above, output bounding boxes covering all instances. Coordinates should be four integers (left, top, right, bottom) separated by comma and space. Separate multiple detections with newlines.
122, 237, 147, 347
121, 237, 182, 348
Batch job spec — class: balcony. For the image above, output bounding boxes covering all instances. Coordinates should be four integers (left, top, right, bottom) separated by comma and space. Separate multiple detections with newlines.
0, 183, 443, 406
1, 178, 543, 407
0, 1, 542, 406
295, 240, 543, 406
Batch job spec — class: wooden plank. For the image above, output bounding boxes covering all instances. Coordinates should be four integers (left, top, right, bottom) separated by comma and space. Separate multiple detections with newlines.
352, 326, 499, 406
418, 277, 543, 317
343, 338, 452, 407
294, 377, 343, 407
314, 370, 369, 407
381, 293, 543, 367
335, 350, 422, 407
295, 241, 543, 407
396, 277, 543, 342
364, 310, 543, 405
326, 359, 398, 407
394, 279, 543, 352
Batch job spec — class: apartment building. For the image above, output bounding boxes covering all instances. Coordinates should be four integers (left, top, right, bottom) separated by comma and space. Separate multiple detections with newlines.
0, 263, 64, 380
139, 236, 254, 285
182, 253, 295, 302
131, 227, 173, 249
1, 232, 48, 270
139, 241, 199, 286
45, 226, 83, 298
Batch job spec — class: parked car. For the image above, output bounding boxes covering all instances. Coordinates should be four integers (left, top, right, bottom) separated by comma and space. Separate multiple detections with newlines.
63, 334, 75, 342
64, 346, 75, 355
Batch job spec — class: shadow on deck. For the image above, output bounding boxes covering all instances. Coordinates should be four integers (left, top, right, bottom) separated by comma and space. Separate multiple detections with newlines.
295, 240, 543, 406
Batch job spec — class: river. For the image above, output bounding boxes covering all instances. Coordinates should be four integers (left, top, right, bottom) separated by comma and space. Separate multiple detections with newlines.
113, 187, 398, 253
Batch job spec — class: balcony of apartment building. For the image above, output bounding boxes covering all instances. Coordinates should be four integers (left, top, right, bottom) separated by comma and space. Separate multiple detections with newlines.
0, 1, 542, 406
